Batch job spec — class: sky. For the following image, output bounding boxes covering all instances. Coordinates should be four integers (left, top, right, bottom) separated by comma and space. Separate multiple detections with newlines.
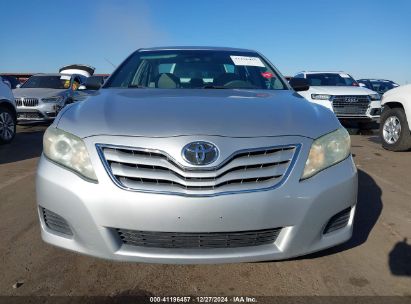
1, 0, 410, 84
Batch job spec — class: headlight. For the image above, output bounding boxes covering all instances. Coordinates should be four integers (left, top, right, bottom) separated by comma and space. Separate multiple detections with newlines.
42, 96, 64, 103
369, 94, 381, 101
302, 128, 351, 180
43, 127, 97, 182
311, 94, 332, 101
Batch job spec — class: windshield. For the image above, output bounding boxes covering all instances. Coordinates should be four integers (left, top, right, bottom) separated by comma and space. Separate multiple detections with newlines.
105, 50, 287, 90
21, 75, 71, 89
370, 81, 397, 93
306, 73, 358, 87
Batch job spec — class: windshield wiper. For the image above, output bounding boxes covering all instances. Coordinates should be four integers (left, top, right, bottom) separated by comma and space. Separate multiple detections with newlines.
202, 85, 228, 89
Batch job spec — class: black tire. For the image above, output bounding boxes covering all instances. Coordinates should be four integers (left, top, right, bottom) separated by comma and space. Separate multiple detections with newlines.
379, 107, 411, 151
0, 107, 17, 144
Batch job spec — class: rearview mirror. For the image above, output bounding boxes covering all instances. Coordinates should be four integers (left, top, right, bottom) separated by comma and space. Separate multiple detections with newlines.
289, 78, 309, 92
85, 77, 102, 90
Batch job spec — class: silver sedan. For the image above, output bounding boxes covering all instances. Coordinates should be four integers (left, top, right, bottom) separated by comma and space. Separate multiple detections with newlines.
36, 47, 357, 263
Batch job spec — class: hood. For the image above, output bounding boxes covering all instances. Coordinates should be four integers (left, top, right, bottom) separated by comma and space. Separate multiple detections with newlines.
57, 89, 340, 139
310, 86, 376, 95
13, 88, 66, 99
383, 84, 410, 98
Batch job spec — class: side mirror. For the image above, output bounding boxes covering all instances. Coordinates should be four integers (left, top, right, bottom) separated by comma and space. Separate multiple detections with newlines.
289, 78, 309, 92
85, 77, 102, 90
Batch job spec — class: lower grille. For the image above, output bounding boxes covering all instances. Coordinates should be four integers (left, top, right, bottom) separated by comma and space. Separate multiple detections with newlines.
116, 228, 282, 249
332, 95, 370, 116
41, 207, 72, 236
15, 98, 39, 107
17, 112, 43, 119
323, 207, 351, 234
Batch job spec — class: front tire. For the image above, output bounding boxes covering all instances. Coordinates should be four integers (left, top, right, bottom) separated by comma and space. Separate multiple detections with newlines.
380, 107, 411, 151
0, 107, 16, 144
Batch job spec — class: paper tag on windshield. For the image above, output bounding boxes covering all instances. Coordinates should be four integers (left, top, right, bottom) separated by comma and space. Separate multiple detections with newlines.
339, 73, 351, 78
230, 56, 265, 67
60, 75, 71, 80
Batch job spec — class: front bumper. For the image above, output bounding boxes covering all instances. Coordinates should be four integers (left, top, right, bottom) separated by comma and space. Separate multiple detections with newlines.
16, 102, 60, 122
36, 135, 358, 264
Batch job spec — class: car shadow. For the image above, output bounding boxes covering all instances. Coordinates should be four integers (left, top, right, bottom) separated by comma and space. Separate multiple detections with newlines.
368, 135, 382, 144
0, 124, 48, 165
296, 169, 383, 259
389, 238, 411, 276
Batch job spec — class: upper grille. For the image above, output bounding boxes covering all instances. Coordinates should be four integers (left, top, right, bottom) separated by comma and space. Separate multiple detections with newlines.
332, 95, 370, 116
97, 144, 299, 196
116, 227, 282, 249
15, 98, 39, 107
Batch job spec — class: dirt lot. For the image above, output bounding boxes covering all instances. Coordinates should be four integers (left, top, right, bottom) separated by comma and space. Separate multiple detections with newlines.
0, 125, 410, 298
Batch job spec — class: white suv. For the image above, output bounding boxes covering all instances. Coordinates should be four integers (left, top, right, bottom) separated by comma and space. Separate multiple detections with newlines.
0, 76, 17, 144
294, 71, 381, 127
380, 84, 411, 151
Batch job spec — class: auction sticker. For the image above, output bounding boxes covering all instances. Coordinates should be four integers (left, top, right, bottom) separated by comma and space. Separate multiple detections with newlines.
230, 56, 265, 67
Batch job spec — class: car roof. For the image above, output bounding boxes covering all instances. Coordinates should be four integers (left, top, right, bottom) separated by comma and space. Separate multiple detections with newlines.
358, 79, 394, 82
31, 73, 81, 77
138, 46, 257, 53
300, 71, 348, 74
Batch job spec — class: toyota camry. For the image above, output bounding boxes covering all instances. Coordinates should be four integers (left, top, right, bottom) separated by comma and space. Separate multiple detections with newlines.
36, 47, 357, 263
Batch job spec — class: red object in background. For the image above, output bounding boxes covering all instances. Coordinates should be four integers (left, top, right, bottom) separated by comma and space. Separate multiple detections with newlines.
261, 72, 274, 79
352, 82, 359, 86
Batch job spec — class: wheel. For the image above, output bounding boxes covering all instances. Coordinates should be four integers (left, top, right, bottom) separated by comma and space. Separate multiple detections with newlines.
0, 107, 16, 144
380, 107, 411, 151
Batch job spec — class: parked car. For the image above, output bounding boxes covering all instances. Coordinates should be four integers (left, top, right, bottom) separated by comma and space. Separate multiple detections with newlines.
12, 73, 87, 123
379, 84, 411, 151
37, 47, 357, 263
0, 76, 17, 144
357, 79, 399, 95
293, 71, 381, 128
0, 75, 21, 89
72, 76, 106, 102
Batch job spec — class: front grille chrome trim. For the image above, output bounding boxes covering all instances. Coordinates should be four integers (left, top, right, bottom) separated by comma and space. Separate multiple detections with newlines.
15, 97, 39, 107
116, 227, 282, 249
331, 95, 370, 116
96, 143, 301, 197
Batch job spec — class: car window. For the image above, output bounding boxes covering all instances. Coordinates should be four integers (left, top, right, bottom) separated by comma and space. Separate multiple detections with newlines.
105, 50, 287, 90
306, 73, 358, 86
371, 81, 395, 93
21, 75, 70, 89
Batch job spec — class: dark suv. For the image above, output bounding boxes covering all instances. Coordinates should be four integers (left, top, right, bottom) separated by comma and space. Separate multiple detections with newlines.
357, 79, 399, 95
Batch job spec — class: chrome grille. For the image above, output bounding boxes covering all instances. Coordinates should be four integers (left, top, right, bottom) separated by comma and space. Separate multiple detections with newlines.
116, 227, 282, 249
332, 95, 370, 116
15, 98, 39, 107
97, 144, 299, 196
